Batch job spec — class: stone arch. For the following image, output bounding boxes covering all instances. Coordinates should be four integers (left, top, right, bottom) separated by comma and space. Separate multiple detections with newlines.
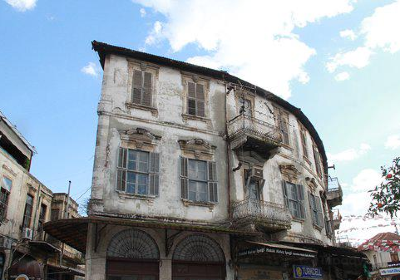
107, 229, 159, 259
173, 234, 225, 262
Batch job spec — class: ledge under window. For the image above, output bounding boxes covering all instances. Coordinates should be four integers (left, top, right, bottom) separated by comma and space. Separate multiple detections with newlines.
313, 224, 324, 231
181, 199, 216, 210
181, 113, 211, 124
126, 102, 158, 116
116, 190, 157, 202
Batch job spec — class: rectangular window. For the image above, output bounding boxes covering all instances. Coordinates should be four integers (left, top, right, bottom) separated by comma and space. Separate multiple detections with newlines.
282, 182, 305, 219
187, 82, 205, 117
51, 209, 59, 221
132, 70, 153, 106
309, 193, 324, 228
274, 107, 290, 145
22, 194, 34, 229
180, 157, 217, 203
0, 177, 12, 221
117, 148, 159, 196
239, 97, 252, 117
300, 127, 308, 158
313, 146, 322, 178
38, 204, 47, 233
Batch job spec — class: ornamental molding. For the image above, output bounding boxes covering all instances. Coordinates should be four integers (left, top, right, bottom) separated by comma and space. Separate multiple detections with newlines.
119, 127, 161, 149
279, 164, 301, 182
178, 138, 216, 159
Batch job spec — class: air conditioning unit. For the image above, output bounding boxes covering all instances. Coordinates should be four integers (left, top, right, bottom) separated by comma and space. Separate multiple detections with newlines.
22, 228, 33, 240
250, 167, 264, 179
0, 236, 12, 249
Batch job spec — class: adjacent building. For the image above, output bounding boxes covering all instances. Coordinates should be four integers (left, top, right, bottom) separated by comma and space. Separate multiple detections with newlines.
45, 41, 367, 280
358, 232, 400, 280
0, 111, 84, 280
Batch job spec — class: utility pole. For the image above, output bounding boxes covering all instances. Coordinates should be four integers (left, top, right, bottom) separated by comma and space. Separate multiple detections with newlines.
59, 180, 71, 280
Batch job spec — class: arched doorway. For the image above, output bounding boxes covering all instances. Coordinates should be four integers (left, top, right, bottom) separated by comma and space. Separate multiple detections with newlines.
172, 234, 226, 280
106, 229, 160, 280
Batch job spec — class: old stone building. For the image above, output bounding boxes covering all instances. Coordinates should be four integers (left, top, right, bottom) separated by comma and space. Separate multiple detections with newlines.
0, 111, 84, 280
45, 41, 367, 280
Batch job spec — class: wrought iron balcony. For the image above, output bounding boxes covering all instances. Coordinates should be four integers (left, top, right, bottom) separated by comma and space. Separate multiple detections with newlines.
327, 177, 343, 207
227, 115, 282, 159
231, 198, 291, 232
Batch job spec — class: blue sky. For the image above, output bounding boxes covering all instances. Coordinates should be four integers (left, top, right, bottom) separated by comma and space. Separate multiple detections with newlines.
1, 0, 400, 242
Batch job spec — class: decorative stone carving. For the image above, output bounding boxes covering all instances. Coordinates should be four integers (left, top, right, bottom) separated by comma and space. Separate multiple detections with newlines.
119, 127, 161, 150
178, 138, 216, 160
279, 164, 301, 183
305, 176, 317, 192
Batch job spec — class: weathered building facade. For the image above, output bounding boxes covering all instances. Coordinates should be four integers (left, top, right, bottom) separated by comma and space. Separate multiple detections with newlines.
45, 41, 366, 280
0, 111, 84, 280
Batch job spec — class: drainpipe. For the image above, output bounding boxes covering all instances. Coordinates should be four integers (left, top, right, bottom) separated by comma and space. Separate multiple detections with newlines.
224, 82, 232, 219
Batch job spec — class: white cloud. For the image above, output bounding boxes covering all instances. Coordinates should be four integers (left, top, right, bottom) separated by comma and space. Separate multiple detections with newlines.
385, 134, 400, 150
134, 0, 356, 99
326, 47, 373, 73
5, 0, 36, 11
145, 21, 163, 45
361, 0, 400, 53
334, 71, 350, 81
140, 8, 146, 17
81, 62, 100, 77
340, 29, 356, 40
327, 1, 400, 75
327, 143, 371, 164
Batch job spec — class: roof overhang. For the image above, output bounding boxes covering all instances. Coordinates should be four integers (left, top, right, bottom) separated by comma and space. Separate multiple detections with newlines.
44, 216, 257, 253
91, 40, 328, 177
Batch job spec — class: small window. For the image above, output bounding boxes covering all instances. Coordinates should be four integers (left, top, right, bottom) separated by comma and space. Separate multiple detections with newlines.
274, 107, 290, 146
187, 82, 205, 117
180, 157, 217, 203
313, 146, 322, 178
0, 177, 12, 221
239, 97, 252, 118
132, 70, 153, 106
300, 127, 308, 158
38, 204, 47, 233
22, 194, 34, 229
309, 193, 324, 228
282, 182, 305, 219
117, 148, 160, 196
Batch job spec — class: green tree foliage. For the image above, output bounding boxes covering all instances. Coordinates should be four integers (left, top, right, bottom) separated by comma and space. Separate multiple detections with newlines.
368, 157, 400, 218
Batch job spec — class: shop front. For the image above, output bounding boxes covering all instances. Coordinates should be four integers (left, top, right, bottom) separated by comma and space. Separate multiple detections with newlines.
235, 241, 319, 280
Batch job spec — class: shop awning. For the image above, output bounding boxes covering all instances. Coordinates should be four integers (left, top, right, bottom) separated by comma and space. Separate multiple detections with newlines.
238, 241, 318, 259
47, 264, 85, 277
44, 215, 257, 253
8, 257, 45, 280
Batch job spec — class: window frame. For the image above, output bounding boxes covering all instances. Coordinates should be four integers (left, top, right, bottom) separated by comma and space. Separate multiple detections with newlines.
309, 192, 324, 229
22, 194, 34, 229
282, 182, 305, 220
274, 106, 290, 146
0, 177, 12, 222
313, 145, 323, 178
117, 148, 159, 197
188, 159, 208, 202
187, 81, 206, 117
131, 69, 153, 107
300, 125, 309, 159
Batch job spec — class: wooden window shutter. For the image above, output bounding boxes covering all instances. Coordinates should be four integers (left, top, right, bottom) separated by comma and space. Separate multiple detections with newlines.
281, 181, 289, 208
296, 184, 306, 219
281, 113, 290, 145
142, 72, 152, 106
316, 196, 324, 227
117, 148, 127, 192
308, 192, 316, 224
196, 84, 205, 117
188, 82, 196, 98
149, 152, 160, 196
207, 161, 218, 202
132, 70, 143, 105
118, 148, 127, 168
180, 157, 188, 199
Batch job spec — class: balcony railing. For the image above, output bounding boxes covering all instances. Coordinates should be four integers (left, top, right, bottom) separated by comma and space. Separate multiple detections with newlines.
231, 198, 291, 231
227, 115, 282, 157
327, 177, 343, 207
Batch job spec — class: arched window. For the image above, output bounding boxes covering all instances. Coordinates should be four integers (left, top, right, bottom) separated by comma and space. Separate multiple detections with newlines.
173, 234, 224, 262
107, 229, 159, 259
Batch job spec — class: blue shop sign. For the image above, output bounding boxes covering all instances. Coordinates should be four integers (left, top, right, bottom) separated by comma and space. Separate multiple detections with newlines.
293, 265, 323, 279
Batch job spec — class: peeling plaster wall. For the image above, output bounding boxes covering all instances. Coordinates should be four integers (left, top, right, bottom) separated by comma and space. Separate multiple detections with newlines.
88, 53, 335, 279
